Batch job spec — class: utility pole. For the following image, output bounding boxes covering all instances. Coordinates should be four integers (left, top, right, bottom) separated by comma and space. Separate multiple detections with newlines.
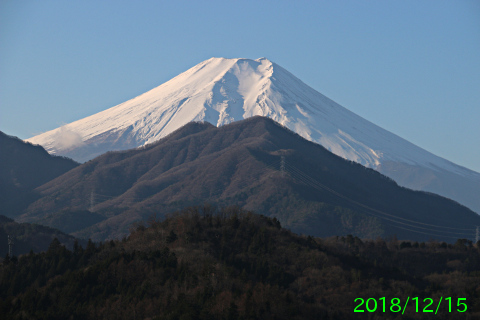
476, 226, 479, 244
90, 189, 95, 212
7, 235, 14, 257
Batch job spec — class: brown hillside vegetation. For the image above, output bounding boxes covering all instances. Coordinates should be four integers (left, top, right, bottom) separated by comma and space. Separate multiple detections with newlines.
2, 206, 480, 319
17, 117, 480, 243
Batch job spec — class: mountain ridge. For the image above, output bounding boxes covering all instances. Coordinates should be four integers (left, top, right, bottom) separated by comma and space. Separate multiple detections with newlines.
19, 117, 480, 242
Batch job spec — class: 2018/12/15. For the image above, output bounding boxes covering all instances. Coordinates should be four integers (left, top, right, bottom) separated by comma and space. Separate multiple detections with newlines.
354, 297, 467, 314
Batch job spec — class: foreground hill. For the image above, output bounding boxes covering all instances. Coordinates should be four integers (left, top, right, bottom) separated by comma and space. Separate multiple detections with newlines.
0, 215, 84, 257
26, 57, 480, 214
1, 206, 480, 319
19, 117, 480, 242
0, 131, 78, 217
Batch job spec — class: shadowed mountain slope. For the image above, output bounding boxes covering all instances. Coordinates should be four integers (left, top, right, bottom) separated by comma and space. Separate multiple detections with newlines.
19, 117, 480, 242
0, 131, 79, 218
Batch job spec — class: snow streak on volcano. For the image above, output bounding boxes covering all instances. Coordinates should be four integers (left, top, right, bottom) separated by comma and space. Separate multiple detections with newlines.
26, 57, 480, 213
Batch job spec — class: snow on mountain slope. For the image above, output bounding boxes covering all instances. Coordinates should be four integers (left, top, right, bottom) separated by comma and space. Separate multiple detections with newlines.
26, 57, 480, 213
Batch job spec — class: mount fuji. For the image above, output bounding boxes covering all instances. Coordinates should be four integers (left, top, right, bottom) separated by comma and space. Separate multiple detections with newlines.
26, 57, 480, 214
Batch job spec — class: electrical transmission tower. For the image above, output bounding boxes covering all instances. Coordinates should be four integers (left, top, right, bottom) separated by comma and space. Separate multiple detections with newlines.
280, 155, 286, 178
7, 235, 14, 257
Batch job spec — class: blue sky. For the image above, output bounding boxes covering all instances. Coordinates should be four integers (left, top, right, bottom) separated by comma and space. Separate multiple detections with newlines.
1, 0, 479, 172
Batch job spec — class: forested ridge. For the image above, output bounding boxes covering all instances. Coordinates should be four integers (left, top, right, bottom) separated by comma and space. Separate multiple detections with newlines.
18, 117, 480, 243
2, 206, 480, 319
0, 215, 84, 257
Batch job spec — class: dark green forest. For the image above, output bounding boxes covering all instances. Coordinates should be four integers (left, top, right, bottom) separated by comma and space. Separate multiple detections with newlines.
1, 206, 480, 319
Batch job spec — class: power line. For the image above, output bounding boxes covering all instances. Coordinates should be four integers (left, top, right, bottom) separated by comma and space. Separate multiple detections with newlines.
394, 225, 473, 240
289, 168, 474, 237
284, 161, 474, 233
268, 156, 475, 239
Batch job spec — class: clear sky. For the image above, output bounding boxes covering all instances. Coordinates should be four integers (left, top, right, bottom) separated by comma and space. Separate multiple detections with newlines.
1, 0, 479, 172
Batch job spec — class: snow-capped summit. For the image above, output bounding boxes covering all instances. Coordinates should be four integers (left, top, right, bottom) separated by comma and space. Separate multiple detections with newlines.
26, 57, 480, 213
